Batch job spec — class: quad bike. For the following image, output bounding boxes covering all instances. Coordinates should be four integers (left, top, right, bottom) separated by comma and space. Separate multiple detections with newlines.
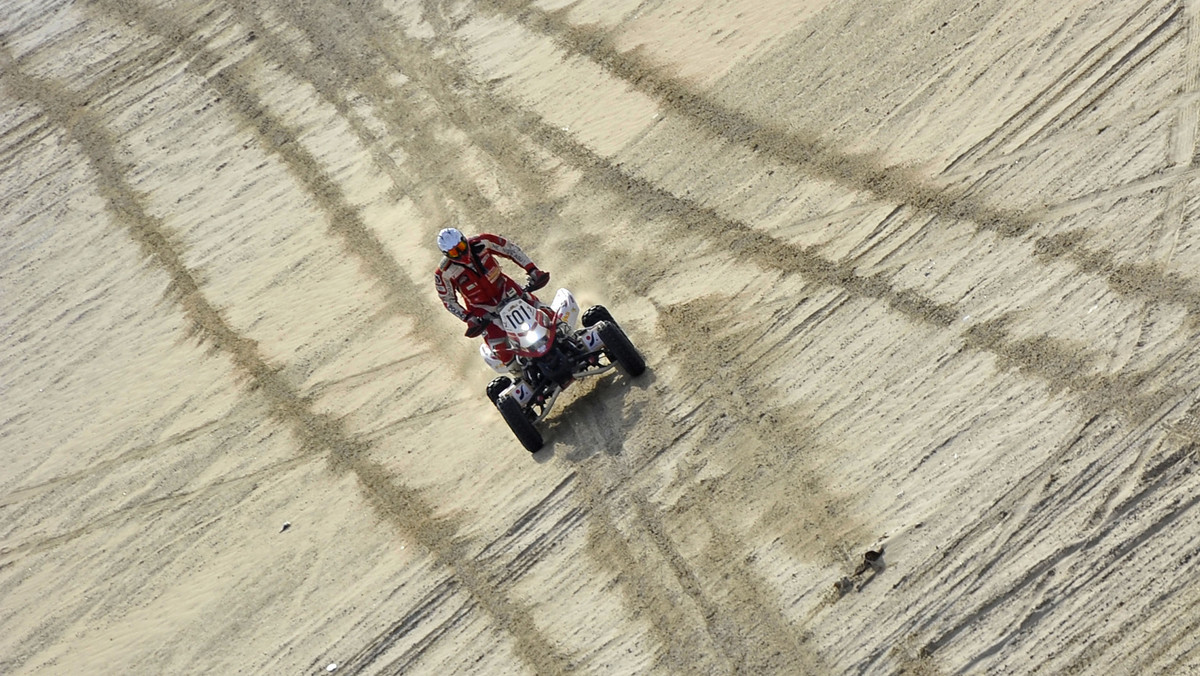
479, 286, 646, 452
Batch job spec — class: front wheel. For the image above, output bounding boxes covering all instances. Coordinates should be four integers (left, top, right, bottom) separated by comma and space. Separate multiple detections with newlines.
582, 305, 616, 329
486, 376, 512, 404
596, 320, 646, 377
497, 394, 544, 452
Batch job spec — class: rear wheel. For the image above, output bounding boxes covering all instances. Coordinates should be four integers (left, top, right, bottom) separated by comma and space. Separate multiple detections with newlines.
596, 320, 646, 377
486, 376, 512, 404
497, 394, 544, 452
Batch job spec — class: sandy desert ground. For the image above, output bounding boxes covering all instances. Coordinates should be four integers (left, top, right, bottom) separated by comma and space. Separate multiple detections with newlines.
4, 0, 1200, 673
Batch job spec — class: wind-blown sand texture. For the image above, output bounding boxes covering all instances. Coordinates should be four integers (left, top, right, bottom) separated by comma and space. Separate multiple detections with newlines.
4, 0, 1200, 673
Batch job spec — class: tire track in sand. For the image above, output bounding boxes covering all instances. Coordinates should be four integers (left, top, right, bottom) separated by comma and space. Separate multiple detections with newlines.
559, 132, 1189, 430
404, 14, 1200, 671
193, 4, 737, 670
233, 3, 821, 667
479, 0, 1200, 319
390, 2, 1200, 414
75, 3, 1200, 672
1017, 4, 1183, 147
0, 416, 225, 509
441, 4, 1200, 672
262, 0, 547, 234
367, 8, 1200, 669
217, 0, 426, 207
1157, 1, 1200, 507
0, 47, 574, 676
479, 0, 1037, 237
851, 406, 1200, 671
441, 4, 1200, 433
0, 451, 318, 564
358, 6, 830, 670
416, 0, 1174, 438
1160, 0, 1200, 266
87, 0, 453, 366
469, 2, 1200, 421
940, 439, 1200, 672
872, 117, 1200, 676
228, 1, 801, 669
81, 3, 735, 671
944, 0, 1183, 170
313, 475, 585, 674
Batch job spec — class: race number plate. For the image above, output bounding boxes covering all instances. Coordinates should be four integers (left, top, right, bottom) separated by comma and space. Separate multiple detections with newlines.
499, 300, 537, 332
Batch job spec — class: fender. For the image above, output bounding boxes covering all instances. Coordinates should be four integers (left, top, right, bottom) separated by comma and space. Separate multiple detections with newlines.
479, 342, 507, 374
551, 288, 581, 330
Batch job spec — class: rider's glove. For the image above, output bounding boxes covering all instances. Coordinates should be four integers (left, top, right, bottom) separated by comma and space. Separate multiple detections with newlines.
465, 315, 488, 338
525, 268, 550, 292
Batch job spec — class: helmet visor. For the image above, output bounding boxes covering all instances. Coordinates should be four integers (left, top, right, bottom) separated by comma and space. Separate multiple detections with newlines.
446, 240, 468, 259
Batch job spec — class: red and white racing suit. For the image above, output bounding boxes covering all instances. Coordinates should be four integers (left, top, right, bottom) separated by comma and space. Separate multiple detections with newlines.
434, 233, 540, 364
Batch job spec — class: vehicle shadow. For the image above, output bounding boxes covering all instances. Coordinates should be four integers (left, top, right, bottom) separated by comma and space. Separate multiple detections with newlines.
532, 369, 657, 464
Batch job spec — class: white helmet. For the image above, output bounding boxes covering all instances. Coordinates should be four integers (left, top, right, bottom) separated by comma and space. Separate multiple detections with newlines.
437, 228, 467, 258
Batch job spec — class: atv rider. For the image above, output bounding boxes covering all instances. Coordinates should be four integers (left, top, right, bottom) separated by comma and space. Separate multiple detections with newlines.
434, 228, 550, 379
